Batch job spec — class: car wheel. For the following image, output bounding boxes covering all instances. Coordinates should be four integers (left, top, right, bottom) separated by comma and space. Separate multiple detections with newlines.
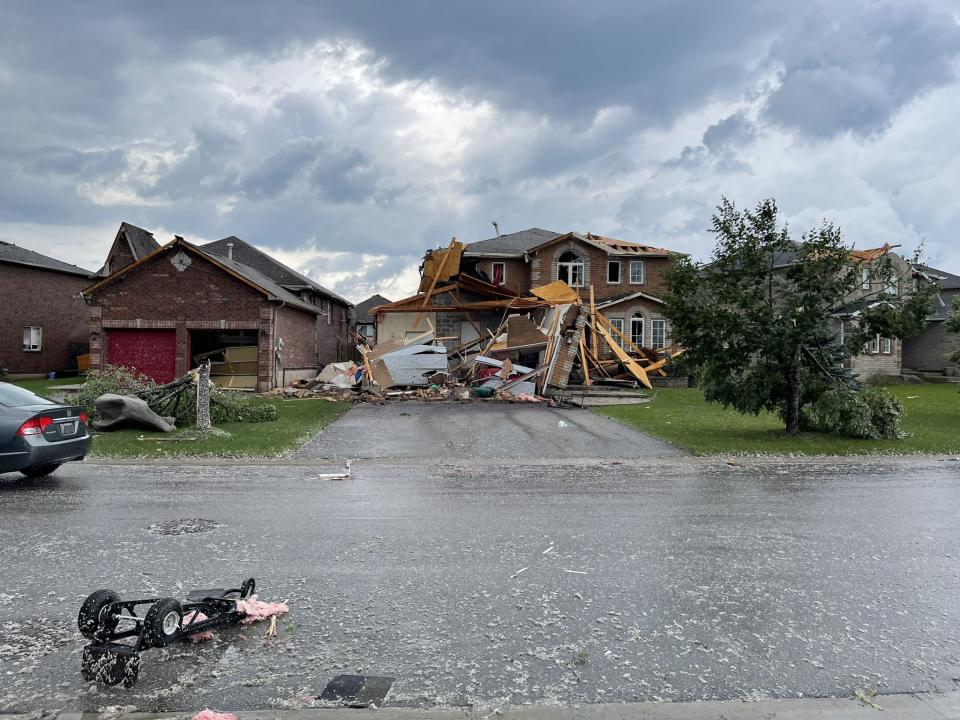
20, 463, 62, 478
78, 589, 119, 639
143, 598, 183, 647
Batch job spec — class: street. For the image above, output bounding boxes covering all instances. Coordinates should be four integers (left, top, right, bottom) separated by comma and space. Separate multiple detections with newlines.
1, 452, 959, 712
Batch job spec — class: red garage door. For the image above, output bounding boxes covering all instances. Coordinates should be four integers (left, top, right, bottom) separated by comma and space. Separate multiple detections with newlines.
106, 330, 177, 384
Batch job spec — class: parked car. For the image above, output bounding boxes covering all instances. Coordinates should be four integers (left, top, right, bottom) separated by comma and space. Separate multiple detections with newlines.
0, 382, 91, 477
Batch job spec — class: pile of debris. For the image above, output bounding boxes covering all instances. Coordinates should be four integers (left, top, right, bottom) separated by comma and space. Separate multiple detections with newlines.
282, 275, 682, 407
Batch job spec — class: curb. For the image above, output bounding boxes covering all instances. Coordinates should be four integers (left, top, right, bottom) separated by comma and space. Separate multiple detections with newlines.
6, 691, 960, 720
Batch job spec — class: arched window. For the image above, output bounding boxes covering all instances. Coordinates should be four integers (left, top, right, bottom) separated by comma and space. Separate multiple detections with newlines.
630, 313, 645, 347
557, 251, 584, 287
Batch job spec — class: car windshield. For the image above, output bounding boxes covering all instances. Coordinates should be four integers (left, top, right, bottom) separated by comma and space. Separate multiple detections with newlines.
0, 383, 56, 408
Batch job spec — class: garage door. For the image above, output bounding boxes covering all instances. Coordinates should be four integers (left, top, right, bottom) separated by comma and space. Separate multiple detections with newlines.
106, 330, 177, 384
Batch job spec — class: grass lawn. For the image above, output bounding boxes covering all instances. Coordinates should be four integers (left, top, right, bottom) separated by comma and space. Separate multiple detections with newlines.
596, 384, 960, 456
4, 376, 349, 458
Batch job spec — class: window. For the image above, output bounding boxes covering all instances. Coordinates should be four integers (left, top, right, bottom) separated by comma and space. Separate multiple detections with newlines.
630, 313, 645, 347
651, 319, 666, 349
609, 318, 625, 348
629, 260, 645, 284
607, 260, 621, 284
22, 326, 42, 352
869, 334, 880, 354
861, 267, 871, 290
557, 251, 584, 287
881, 337, 892, 354
491, 262, 506, 285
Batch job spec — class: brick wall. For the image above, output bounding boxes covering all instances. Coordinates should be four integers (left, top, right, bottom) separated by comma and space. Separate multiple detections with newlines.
903, 321, 960, 373
0, 263, 90, 375
105, 240, 135, 275
276, 305, 319, 370
315, 301, 351, 363
851, 338, 902, 379
595, 298, 669, 355
89, 248, 274, 386
529, 238, 672, 301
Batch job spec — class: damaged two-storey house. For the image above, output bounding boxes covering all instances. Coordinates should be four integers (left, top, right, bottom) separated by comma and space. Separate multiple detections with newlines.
376, 227, 683, 355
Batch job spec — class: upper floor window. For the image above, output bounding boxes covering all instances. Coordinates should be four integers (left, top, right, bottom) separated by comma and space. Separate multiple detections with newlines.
607, 260, 621, 284
861, 267, 871, 290
492, 262, 506, 285
23, 326, 42, 352
629, 260, 645, 284
557, 251, 584, 287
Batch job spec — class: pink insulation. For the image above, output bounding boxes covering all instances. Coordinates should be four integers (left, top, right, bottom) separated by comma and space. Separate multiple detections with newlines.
192, 711, 238, 720
236, 594, 289, 624
182, 610, 215, 642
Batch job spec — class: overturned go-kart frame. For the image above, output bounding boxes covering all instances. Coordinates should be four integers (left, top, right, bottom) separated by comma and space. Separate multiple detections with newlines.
78, 577, 257, 688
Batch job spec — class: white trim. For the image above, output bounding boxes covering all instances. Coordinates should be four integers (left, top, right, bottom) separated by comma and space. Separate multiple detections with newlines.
557, 251, 584, 287
630, 313, 645, 347
608, 318, 625, 348
596, 290, 665, 309
881, 337, 892, 354
606, 260, 621, 284
861, 267, 871, 290
629, 260, 645, 285
651, 318, 667, 349
22, 325, 42, 352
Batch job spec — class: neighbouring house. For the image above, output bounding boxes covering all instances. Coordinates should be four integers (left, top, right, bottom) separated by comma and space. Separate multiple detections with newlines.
82, 230, 352, 391
769, 242, 913, 380
902, 264, 960, 376
352, 294, 392, 345
0, 241, 92, 376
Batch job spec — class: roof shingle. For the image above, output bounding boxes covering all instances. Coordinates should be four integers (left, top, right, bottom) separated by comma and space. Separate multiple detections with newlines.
0, 240, 92, 277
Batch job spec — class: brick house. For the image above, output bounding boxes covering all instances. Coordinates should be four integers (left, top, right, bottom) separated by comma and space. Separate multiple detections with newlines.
352, 294, 391, 345
0, 241, 92, 376
82, 233, 351, 391
460, 228, 680, 351
902, 264, 960, 376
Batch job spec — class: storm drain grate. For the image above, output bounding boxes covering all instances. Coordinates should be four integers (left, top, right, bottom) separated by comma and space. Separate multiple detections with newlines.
146, 518, 225, 536
319, 674, 395, 708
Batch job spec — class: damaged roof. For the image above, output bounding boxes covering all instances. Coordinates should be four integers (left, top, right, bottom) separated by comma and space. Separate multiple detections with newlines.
528, 231, 680, 257
464, 228, 562, 257
121, 222, 161, 260
83, 237, 321, 314
0, 240, 92, 277
204, 236, 351, 306
915, 264, 960, 291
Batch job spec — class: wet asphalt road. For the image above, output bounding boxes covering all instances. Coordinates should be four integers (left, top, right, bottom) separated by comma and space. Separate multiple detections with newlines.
1, 456, 959, 712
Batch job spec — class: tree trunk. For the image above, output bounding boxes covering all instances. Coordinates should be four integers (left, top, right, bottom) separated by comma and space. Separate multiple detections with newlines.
784, 359, 801, 435
196, 360, 212, 432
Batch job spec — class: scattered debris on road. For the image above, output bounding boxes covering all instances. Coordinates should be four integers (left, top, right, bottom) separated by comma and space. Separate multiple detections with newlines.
78, 577, 266, 688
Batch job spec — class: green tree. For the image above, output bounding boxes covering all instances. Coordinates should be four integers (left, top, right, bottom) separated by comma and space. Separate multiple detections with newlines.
946, 297, 960, 370
664, 198, 934, 435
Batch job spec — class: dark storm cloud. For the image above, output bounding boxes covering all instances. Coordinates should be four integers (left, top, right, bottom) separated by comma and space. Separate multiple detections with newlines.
763, 2, 960, 136
1, 0, 959, 290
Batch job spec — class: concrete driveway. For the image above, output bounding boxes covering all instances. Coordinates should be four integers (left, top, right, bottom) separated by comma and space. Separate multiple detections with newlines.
296, 401, 683, 460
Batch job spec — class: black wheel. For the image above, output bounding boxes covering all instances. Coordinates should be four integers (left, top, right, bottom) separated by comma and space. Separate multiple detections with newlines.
143, 597, 183, 647
78, 589, 119, 639
20, 463, 62, 478
240, 577, 256, 598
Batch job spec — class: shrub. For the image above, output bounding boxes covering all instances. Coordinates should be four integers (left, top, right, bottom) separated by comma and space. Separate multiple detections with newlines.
74, 365, 156, 419
803, 386, 903, 439
77, 364, 278, 427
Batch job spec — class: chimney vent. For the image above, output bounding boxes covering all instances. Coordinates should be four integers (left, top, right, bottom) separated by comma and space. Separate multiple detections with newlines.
227, 242, 234, 260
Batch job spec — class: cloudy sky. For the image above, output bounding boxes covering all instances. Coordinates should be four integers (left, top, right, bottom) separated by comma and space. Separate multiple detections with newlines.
2, 1, 958, 302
